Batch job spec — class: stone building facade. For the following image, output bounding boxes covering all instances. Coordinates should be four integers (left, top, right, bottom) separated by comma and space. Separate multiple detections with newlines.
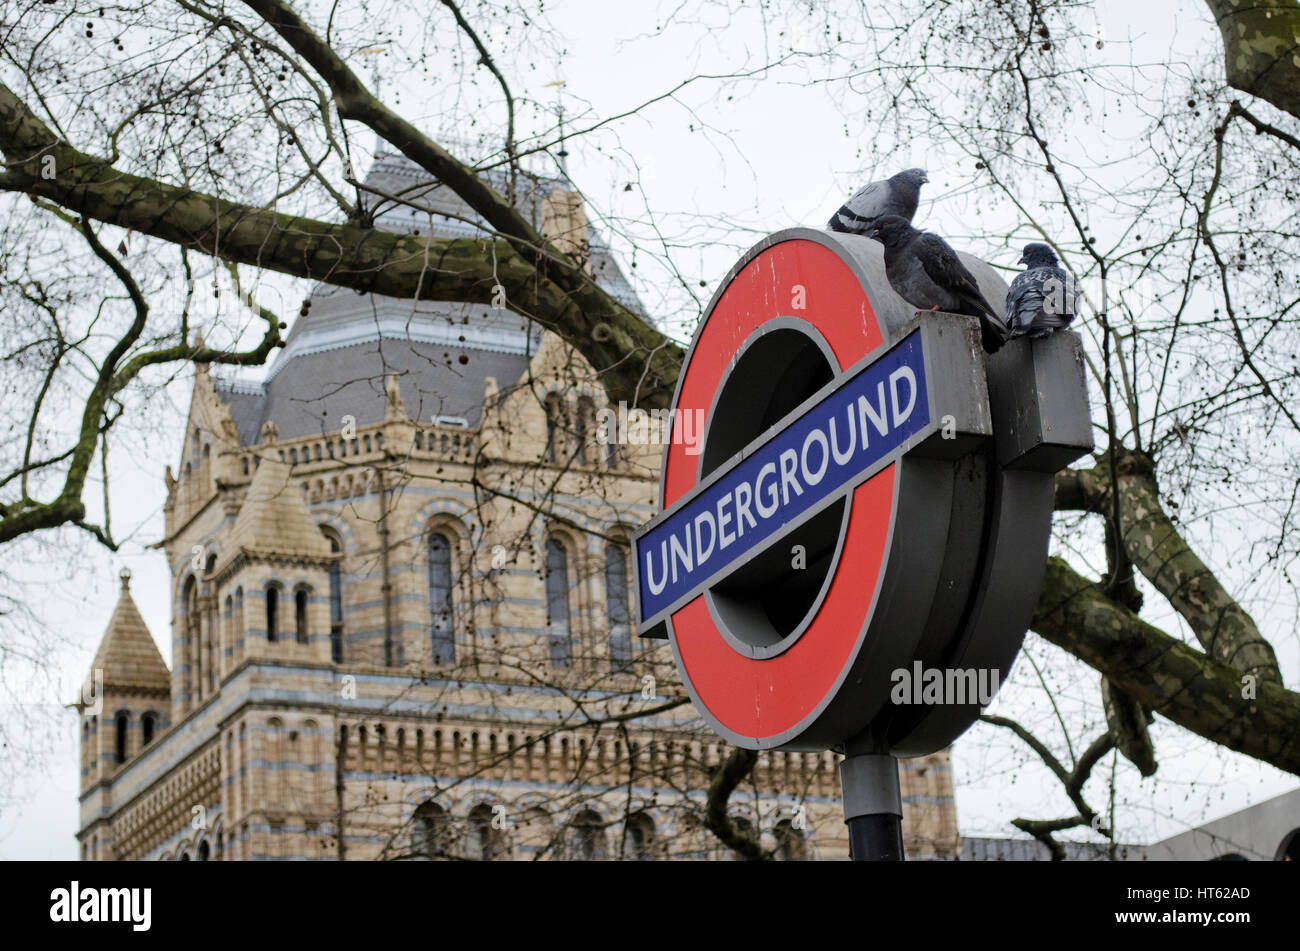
75, 154, 960, 861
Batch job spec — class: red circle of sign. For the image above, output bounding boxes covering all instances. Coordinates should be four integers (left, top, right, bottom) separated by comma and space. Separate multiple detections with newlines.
664, 239, 896, 742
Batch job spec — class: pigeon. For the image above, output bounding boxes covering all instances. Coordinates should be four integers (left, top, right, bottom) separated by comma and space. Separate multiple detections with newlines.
863, 216, 1009, 354
1005, 242, 1078, 338
827, 168, 929, 234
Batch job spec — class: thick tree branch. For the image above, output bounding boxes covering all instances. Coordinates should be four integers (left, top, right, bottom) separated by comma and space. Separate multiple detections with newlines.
1032, 556, 1300, 776
235, 0, 682, 406
703, 747, 767, 860
1206, 0, 1300, 122
0, 80, 682, 408
1053, 453, 1280, 683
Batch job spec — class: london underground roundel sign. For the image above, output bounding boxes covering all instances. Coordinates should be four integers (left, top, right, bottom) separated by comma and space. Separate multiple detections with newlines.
632, 228, 1092, 754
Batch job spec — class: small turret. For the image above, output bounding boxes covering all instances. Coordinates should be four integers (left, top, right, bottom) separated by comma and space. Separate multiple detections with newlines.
78, 569, 170, 794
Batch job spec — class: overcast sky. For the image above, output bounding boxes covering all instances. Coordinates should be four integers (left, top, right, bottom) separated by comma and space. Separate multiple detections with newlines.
2, 0, 1297, 859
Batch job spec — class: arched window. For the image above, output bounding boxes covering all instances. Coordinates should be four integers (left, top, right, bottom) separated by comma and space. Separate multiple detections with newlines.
428, 531, 455, 664
605, 405, 620, 469
205, 554, 217, 694
575, 396, 596, 465
294, 588, 309, 644
466, 804, 503, 861
544, 393, 563, 463
197, 840, 210, 861
622, 812, 654, 861
323, 530, 344, 663
265, 585, 279, 642
114, 712, 129, 764
568, 809, 606, 861
234, 587, 244, 655
183, 575, 199, 701
141, 712, 157, 747
544, 538, 571, 668
605, 544, 632, 666
413, 802, 449, 860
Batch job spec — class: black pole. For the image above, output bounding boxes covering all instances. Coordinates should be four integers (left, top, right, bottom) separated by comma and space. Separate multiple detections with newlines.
847, 812, 904, 861
840, 732, 904, 861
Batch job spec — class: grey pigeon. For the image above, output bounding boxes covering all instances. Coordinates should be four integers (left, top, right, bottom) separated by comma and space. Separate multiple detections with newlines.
1005, 243, 1078, 338
864, 216, 1009, 354
828, 168, 928, 234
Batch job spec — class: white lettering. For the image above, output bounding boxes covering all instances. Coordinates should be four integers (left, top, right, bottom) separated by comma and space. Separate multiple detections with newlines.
716, 494, 736, 548
693, 508, 717, 566
801, 428, 829, 486
889, 366, 917, 426
755, 462, 779, 518
778, 448, 803, 506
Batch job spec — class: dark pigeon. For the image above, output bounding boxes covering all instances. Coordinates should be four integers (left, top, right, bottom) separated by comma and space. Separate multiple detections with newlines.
864, 216, 1009, 354
1005, 242, 1078, 338
828, 168, 928, 234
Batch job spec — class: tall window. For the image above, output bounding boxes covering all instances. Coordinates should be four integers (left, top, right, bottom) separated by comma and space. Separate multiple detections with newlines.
413, 801, 449, 860
605, 544, 632, 666
544, 538, 571, 668
204, 554, 217, 694
223, 594, 233, 674
428, 532, 455, 664
234, 587, 244, 653
183, 576, 199, 700
575, 396, 596, 465
466, 804, 503, 861
141, 712, 157, 747
605, 403, 620, 469
265, 585, 279, 642
568, 809, 606, 860
324, 532, 344, 663
115, 712, 129, 764
622, 812, 654, 861
544, 393, 563, 463
294, 588, 309, 644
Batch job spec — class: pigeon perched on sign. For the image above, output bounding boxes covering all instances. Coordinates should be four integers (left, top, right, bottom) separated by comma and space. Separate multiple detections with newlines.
827, 168, 929, 234
1005, 242, 1078, 338
864, 216, 1009, 354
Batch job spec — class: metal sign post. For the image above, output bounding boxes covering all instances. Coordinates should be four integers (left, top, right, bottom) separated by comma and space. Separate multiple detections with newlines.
633, 228, 1092, 860
841, 726, 903, 862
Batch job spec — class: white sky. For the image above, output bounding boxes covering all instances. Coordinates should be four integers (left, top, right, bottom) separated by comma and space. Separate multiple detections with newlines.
1, 0, 1297, 859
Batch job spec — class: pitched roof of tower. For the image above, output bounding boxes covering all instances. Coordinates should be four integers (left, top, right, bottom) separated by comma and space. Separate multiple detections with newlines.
89, 570, 170, 692
210, 152, 646, 445
224, 455, 333, 562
